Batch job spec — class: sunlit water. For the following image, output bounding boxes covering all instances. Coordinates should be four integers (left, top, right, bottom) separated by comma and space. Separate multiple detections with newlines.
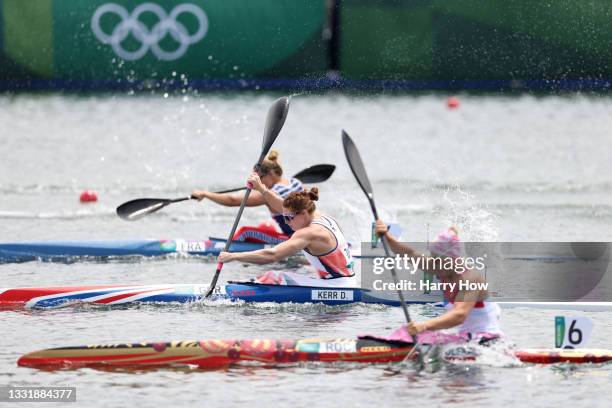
1, 93, 612, 407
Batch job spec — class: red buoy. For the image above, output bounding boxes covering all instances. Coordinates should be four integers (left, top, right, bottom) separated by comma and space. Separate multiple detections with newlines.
79, 190, 98, 203
447, 96, 460, 109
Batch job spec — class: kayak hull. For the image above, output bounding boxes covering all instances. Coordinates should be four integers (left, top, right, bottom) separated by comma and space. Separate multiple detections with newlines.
16, 338, 413, 369
2, 284, 611, 311
496, 302, 612, 312
0, 238, 263, 263
17, 338, 612, 370
516, 348, 612, 364
0, 282, 420, 308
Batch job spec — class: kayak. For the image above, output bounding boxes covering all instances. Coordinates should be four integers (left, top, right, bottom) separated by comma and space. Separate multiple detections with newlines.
0, 281, 435, 309
17, 336, 612, 370
2, 282, 611, 311
496, 302, 612, 311
0, 238, 263, 263
0, 237, 371, 263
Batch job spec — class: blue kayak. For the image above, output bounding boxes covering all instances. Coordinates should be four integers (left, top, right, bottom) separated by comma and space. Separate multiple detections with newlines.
0, 238, 265, 263
0, 281, 433, 308
0, 238, 367, 263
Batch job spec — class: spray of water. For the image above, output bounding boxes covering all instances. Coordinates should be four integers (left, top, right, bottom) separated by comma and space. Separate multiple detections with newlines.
435, 184, 499, 242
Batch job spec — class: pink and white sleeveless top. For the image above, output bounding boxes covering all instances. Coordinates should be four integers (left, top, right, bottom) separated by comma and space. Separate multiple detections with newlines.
443, 284, 502, 336
302, 215, 355, 279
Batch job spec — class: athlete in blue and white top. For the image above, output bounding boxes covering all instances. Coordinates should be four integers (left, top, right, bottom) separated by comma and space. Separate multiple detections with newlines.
192, 150, 303, 243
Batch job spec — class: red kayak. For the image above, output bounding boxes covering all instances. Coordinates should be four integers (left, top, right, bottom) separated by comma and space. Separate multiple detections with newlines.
17, 336, 612, 370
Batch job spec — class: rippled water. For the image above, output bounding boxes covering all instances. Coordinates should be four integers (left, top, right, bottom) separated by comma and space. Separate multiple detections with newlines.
1, 93, 612, 407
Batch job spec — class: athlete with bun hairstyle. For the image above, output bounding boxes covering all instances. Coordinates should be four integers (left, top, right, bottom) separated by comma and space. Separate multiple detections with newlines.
192, 150, 303, 244
217, 175, 356, 287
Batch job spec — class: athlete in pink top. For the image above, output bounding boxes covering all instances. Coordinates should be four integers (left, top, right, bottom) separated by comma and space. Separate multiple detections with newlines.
218, 177, 355, 287
374, 221, 502, 340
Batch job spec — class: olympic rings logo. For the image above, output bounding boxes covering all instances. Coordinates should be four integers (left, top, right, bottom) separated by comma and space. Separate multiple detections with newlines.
91, 3, 208, 61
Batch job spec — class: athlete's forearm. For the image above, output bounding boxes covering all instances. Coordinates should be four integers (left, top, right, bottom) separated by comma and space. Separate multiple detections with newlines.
383, 233, 421, 257
261, 188, 284, 214
232, 249, 279, 264
424, 308, 469, 331
204, 192, 242, 206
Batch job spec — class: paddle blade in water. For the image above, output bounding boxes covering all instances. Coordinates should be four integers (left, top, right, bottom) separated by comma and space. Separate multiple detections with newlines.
293, 164, 336, 184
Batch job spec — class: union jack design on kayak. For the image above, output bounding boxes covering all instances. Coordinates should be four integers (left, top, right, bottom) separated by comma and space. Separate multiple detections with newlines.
0, 284, 206, 309
0, 282, 427, 309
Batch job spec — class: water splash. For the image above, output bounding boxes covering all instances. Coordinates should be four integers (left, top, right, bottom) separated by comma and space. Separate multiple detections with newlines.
434, 184, 499, 242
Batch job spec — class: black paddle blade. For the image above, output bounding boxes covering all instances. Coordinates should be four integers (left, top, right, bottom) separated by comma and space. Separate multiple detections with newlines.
259, 96, 290, 163
342, 130, 375, 201
293, 164, 336, 184
116, 197, 188, 221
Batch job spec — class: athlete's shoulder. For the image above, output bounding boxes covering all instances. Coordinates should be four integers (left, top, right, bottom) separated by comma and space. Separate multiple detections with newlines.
289, 177, 303, 187
295, 223, 326, 240
272, 179, 301, 197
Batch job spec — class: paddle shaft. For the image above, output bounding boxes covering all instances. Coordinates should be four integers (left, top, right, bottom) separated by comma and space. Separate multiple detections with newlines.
206, 188, 253, 295
214, 186, 245, 194
150, 174, 304, 209
368, 200, 412, 323
171, 197, 192, 203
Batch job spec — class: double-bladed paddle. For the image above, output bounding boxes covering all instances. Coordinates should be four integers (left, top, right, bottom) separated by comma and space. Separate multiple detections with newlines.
205, 96, 291, 297
116, 163, 335, 221
342, 130, 412, 325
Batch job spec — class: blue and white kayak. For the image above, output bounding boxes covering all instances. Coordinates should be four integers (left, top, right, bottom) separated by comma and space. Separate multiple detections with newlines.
0, 238, 368, 263
0, 238, 267, 263
2, 282, 609, 311
0, 281, 429, 309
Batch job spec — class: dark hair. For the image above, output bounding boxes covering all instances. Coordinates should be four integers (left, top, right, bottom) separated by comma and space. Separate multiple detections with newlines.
258, 149, 282, 177
283, 187, 319, 214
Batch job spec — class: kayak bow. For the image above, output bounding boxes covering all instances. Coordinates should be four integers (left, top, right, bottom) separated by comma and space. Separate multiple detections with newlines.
0, 238, 263, 263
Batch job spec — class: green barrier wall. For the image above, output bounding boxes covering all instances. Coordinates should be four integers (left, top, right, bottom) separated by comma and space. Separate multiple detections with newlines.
0, 0, 328, 81
3, 0, 612, 88
340, 0, 612, 82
